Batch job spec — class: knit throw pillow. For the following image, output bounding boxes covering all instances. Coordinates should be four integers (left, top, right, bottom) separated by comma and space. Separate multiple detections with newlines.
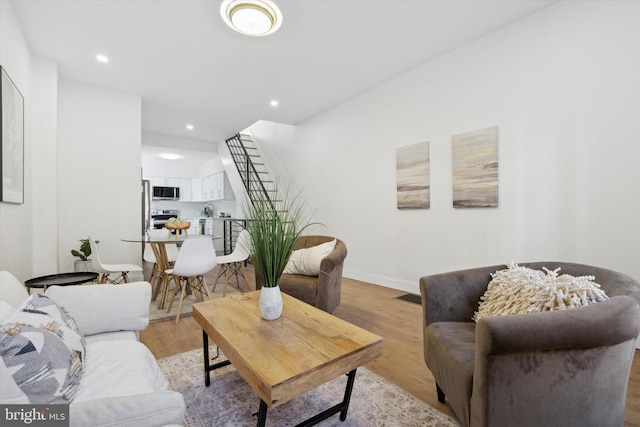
473, 262, 609, 322
283, 239, 337, 276
0, 294, 85, 403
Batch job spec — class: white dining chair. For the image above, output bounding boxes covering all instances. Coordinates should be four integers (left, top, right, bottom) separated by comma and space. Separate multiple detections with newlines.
143, 228, 179, 296
212, 229, 253, 296
88, 235, 143, 284
165, 235, 218, 323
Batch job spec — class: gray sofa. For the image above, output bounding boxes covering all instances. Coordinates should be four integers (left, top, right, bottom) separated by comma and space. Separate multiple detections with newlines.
255, 235, 347, 313
420, 262, 640, 427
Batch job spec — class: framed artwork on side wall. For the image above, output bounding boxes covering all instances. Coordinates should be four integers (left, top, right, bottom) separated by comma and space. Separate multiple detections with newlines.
0, 65, 24, 204
396, 141, 430, 209
452, 126, 498, 208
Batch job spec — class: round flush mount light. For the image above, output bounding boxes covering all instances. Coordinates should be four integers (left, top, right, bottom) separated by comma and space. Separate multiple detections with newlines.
220, 0, 283, 37
159, 153, 182, 160
96, 54, 109, 63
186, 124, 194, 130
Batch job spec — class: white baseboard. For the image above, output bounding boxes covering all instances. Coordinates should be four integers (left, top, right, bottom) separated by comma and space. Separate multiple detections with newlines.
343, 269, 420, 295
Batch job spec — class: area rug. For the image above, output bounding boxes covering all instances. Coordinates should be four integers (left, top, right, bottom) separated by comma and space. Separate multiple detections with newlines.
149, 284, 241, 323
157, 347, 460, 426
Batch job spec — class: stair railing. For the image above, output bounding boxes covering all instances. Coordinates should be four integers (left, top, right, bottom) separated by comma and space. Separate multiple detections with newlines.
225, 133, 276, 211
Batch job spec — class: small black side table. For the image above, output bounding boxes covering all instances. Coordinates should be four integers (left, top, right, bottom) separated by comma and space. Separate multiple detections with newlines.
25, 272, 99, 293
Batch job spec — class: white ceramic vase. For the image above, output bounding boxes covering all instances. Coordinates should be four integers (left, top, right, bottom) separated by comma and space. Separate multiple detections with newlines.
259, 285, 283, 320
74, 260, 92, 272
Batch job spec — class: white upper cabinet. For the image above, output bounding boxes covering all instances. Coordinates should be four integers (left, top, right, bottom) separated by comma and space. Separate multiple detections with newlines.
201, 172, 234, 201
213, 173, 223, 199
191, 178, 203, 202
202, 175, 213, 201
148, 172, 234, 202
179, 179, 192, 201
151, 177, 180, 187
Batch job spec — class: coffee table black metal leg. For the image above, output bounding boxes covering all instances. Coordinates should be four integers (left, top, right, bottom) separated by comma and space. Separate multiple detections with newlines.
290, 369, 358, 427
340, 369, 357, 421
202, 330, 232, 387
203, 330, 211, 386
257, 399, 268, 427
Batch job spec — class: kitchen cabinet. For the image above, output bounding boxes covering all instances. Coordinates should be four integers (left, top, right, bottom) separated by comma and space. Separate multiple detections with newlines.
148, 173, 234, 202
213, 173, 223, 199
179, 179, 192, 201
151, 176, 180, 187
201, 172, 234, 201
180, 217, 213, 236
191, 178, 203, 202
182, 218, 198, 235
202, 175, 214, 201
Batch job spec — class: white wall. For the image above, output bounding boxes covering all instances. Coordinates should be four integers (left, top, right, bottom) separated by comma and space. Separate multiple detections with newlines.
1, 0, 140, 281
199, 157, 225, 177
141, 132, 218, 179
30, 57, 58, 276
0, 0, 34, 281
251, 1, 640, 293
57, 79, 142, 274
142, 148, 207, 179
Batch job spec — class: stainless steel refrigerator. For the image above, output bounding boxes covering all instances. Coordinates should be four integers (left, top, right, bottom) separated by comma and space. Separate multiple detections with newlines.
142, 179, 151, 235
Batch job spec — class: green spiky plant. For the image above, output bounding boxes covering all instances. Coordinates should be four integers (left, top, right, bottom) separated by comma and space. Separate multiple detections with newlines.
242, 186, 316, 288
70, 238, 98, 261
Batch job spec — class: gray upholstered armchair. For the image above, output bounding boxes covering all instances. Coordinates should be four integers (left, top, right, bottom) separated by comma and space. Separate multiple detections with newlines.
255, 235, 347, 313
420, 262, 640, 427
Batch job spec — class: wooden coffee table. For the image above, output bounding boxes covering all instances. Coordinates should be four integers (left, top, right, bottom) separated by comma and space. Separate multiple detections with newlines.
193, 291, 383, 426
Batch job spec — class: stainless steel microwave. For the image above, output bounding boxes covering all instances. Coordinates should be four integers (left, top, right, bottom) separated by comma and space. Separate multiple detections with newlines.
153, 186, 180, 200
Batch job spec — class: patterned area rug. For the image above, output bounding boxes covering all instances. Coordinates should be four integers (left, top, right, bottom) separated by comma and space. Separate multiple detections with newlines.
157, 347, 460, 426
149, 283, 241, 323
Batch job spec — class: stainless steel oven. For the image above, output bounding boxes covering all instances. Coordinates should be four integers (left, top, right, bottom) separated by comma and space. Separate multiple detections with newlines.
151, 210, 179, 229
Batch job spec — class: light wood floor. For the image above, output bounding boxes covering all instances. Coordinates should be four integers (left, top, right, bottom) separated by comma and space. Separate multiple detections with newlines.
141, 272, 640, 426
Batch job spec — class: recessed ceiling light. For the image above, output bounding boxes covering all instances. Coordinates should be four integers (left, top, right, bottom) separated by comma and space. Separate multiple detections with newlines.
220, 0, 283, 37
96, 54, 109, 63
270, 100, 279, 107
186, 124, 194, 130
159, 153, 181, 160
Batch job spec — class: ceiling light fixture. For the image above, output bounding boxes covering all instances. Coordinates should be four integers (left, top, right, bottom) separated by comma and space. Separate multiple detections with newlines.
186, 124, 194, 130
159, 153, 181, 160
220, 0, 283, 37
96, 54, 109, 63
270, 100, 279, 107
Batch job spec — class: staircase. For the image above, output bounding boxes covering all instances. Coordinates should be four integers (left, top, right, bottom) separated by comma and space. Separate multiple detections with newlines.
225, 133, 277, 209
224, 133, 280, 254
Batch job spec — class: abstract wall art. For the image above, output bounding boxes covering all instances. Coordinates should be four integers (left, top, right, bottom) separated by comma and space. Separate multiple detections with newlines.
396, 141, 430, 209
1, 66, 24, 204
452, 126, 498, 208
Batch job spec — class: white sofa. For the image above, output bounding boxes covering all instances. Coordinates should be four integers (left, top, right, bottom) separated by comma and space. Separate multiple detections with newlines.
0, 271, 185, 426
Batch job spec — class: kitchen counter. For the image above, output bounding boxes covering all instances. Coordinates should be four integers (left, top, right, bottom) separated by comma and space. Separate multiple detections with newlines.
176, 217, 245, 255
185, 216, 239, 220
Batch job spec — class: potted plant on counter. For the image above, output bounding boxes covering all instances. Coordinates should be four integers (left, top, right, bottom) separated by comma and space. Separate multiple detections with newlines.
243, 186, 316, 320
71, 238, 98, 272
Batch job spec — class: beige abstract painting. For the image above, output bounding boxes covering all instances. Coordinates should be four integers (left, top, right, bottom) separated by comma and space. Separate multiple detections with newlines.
396, 141, 430, 209
452, 126, 498, 208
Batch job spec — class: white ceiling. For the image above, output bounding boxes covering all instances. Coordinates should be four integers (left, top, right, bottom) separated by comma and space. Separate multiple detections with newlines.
13, 0, 556, 147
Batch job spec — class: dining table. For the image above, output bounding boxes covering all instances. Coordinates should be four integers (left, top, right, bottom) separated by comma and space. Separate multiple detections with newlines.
121, 234, 220, 309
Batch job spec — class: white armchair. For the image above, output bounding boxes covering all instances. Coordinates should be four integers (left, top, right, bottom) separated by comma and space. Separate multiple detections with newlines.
0, 271, 185, 426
